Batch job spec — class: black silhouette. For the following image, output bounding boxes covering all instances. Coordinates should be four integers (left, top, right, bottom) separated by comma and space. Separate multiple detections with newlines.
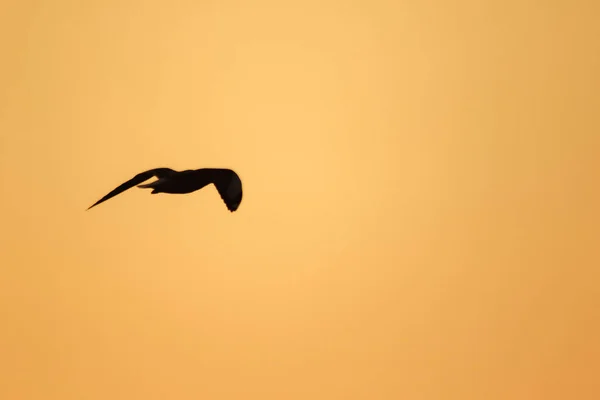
87, 167, 243, 212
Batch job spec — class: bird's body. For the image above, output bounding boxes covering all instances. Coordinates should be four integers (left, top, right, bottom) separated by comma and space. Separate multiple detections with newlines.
88, 167, 243, 212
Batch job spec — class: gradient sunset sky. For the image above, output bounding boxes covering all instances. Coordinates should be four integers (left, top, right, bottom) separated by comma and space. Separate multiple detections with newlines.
1, 1, 599, 399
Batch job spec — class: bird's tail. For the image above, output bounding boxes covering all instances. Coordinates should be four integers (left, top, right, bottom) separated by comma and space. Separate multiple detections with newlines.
138, 183, 160, 194
138, 179, 164, 193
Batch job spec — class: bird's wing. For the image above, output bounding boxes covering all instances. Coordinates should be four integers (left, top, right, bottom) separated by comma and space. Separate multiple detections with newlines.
87, 168, 175, 210
211, 169, 243, 212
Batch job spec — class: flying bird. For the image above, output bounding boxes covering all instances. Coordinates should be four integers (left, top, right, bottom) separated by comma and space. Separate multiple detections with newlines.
87, 167, 243, 212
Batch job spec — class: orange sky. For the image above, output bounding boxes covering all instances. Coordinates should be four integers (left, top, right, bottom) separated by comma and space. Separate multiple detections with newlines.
1, 1, 599, 399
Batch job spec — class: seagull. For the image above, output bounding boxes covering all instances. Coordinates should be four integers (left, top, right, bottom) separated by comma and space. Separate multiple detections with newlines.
87, 167, 243, 212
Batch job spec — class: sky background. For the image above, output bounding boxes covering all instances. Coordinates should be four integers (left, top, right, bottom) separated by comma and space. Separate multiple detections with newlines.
1, 0, 599, 399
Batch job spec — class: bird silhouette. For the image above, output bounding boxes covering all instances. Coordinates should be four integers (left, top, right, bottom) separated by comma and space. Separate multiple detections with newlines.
87, 167, 243, 212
